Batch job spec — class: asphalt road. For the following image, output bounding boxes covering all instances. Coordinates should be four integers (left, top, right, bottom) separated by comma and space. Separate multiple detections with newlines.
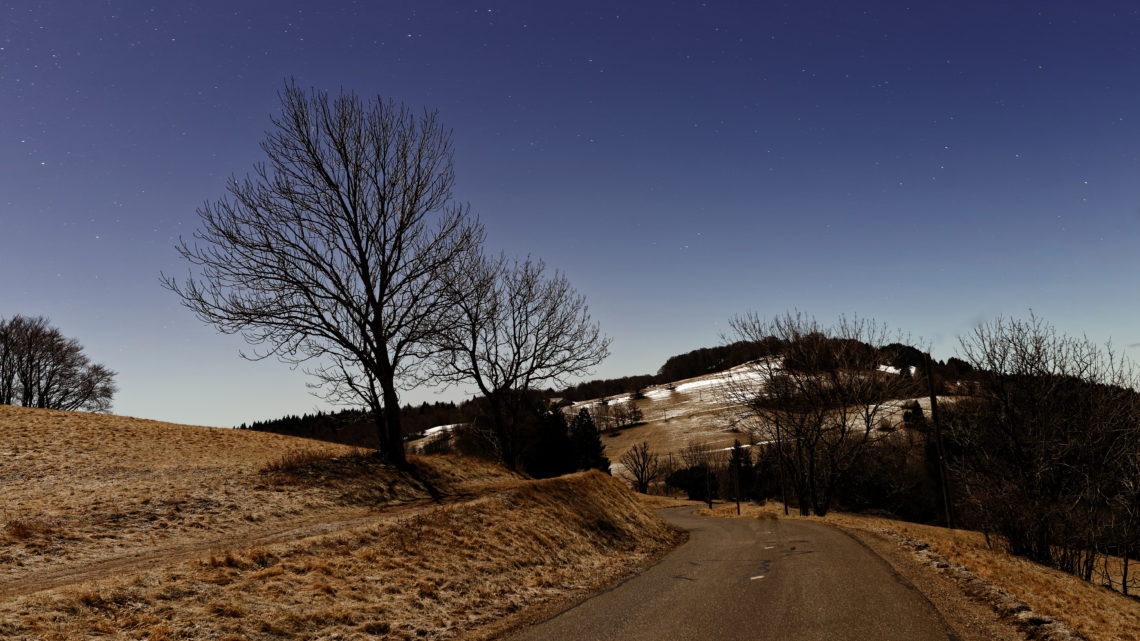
509, 507, 958, 641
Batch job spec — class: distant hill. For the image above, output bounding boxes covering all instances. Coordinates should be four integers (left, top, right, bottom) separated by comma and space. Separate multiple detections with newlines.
242, 338, 969, 450
556, 340, 785, 402
239, 341, 780, 445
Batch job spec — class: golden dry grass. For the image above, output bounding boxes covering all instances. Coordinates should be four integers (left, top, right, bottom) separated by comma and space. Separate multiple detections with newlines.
700, 501, 1140, 641
0, 405, 519, 580
0, 471, 678, 640
0, 404, 680, 640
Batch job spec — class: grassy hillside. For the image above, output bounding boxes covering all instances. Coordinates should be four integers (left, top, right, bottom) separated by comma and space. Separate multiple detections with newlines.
0, 405, 680, 640
0, 404, 511, 582
567, 364, 934, 466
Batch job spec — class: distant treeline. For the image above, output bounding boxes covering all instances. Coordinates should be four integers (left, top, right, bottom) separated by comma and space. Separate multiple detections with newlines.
243, 337, 973, 445
237, 401, 465, 449
556, 339, 976, 402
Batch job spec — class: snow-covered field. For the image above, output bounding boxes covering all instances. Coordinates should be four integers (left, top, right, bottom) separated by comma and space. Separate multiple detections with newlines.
413, 357, 949, 464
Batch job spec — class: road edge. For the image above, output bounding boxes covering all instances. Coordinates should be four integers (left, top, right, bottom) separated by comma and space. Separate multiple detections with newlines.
472, 512, 691, 641
836, 524, 1041, 641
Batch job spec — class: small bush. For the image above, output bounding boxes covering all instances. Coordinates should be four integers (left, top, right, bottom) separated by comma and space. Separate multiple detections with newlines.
362, 621, 391, 635
4, 518, 54, 540
259, 449, 341, 475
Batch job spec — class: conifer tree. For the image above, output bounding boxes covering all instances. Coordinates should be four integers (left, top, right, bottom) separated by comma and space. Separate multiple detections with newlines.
570, 408, 610, 473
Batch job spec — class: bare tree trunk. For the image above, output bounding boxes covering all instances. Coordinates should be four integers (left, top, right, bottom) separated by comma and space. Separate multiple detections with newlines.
484, 392, 517, 469
378, 366, 407, 468
807, 447, 821, 516
794, 439, 810, 516
775, 429, 790, 516
1123, 547, 1130, 596
705, 463, 713, 509
381, 403, 406, 467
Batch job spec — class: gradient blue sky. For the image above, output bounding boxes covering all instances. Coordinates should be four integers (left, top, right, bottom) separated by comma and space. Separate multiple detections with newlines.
3, 1, 1139, 427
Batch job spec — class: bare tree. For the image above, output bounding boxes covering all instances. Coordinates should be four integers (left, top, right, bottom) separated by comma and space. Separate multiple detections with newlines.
163, 82, 482, 466
620, 441, 661, 494
610, 400, 630, 430
0, 318, 17, 406
727, 439, 751, 515
664, 441, 723, 507
611, 400, 643, 429
431, 253, 609, 468
590, 401, 616, 435
720, 311, 917, 516
1114, 452, 1140, 595
0, 315, 116, 412
678, 440, 711, 469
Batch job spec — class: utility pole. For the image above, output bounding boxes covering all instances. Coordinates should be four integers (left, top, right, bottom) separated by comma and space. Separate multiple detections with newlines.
925, 353, 954, 529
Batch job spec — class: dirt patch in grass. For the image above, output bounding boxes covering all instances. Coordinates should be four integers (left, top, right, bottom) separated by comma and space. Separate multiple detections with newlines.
0, 471, 681, 640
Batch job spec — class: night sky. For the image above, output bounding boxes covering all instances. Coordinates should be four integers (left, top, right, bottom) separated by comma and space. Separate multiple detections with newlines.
3, 1, 1140, 427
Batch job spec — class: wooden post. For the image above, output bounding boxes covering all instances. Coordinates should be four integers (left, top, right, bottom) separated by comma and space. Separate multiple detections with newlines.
734, 460, 741, 515
704, 462, 713, 509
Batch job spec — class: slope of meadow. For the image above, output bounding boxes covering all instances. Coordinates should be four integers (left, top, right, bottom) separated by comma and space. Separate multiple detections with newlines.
0, 404, 510, 582
566, 365, 758, 465
568, 363, 937, 468
0, 405, 680, 640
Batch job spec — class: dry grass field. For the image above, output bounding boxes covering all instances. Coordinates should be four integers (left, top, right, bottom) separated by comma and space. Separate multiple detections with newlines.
0, 404, 681, 640
700, 501, 1140, 641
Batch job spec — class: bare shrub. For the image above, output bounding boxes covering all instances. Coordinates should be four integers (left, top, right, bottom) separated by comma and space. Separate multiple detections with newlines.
4, 518, 55, 541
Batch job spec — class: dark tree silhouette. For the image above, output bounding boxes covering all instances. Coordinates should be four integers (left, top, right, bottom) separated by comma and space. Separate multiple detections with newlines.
620, 441, 661, 493
611, 400, 644, 429
164, 82, 482, 466
728, 440, 751, 514
0, 315, 116, 412
525, 407, 576, 478
570, 408, 610, 473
